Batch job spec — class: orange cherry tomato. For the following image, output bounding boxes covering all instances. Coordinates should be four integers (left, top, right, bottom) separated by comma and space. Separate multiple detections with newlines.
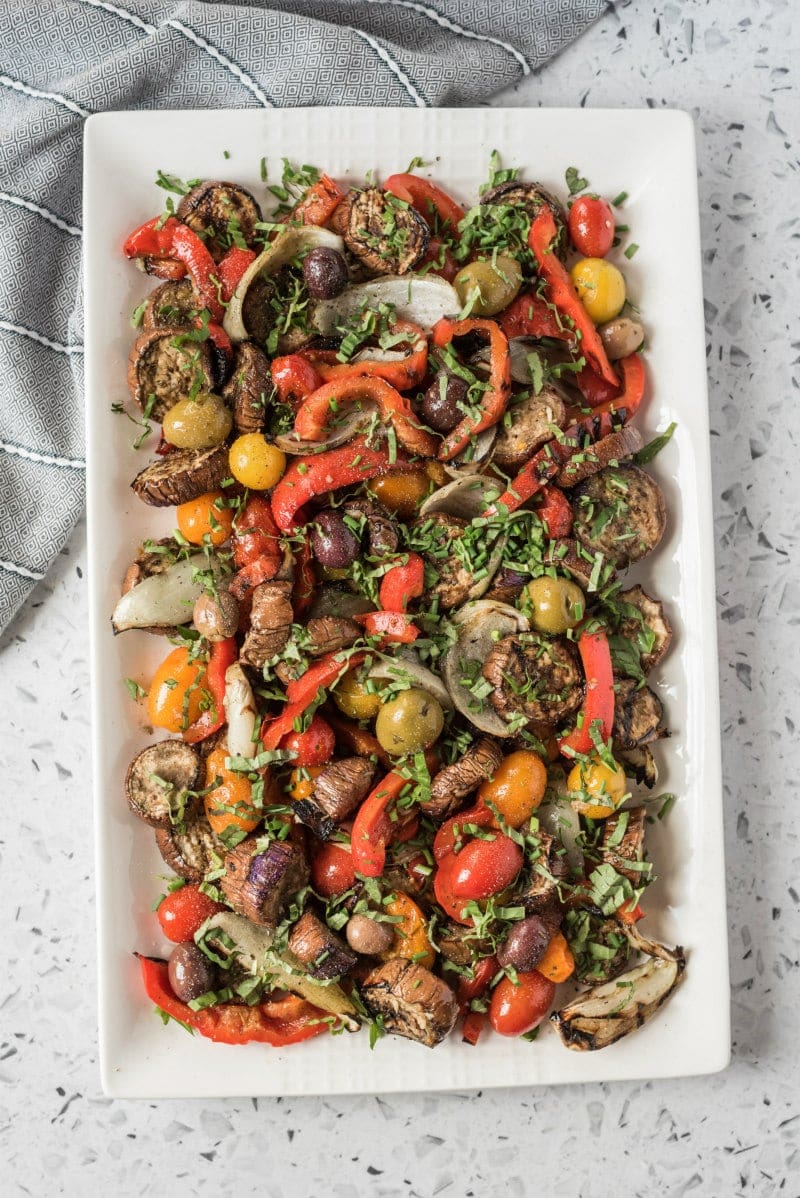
489, 971, 556, 1037
367, 470, 432, 519
176, 491, 234, 547
535, 931, 575, 983
286, 765, 324, 804
477, 750, 547, 829
157, 883, 225, 943
147, 646, 207, 733
311, 842, 356, 898
203, 745, 260, 836
379, 892, 435, 968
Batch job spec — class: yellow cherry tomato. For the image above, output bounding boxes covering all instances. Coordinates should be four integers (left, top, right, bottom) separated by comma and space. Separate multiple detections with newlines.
176, 490, 234, 547
477, 749, 548, 828
204, 745, 260, 836
333, 668, 382, 721
285, 765, 324, 804
570, 257, 626, 325
147, 646, 207, 733
228, 434, 286, 490
367, 470, 432, 519
379, 892, 435, 968
567, 754, 627, 819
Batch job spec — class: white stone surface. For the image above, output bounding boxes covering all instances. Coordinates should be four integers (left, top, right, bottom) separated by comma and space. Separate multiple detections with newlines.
1, 0, 798, 1193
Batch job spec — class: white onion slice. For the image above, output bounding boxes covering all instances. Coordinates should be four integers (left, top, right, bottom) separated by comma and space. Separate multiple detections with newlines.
223, 663, 258, 759
313, 275, 459, 336
111, 554, 220, 633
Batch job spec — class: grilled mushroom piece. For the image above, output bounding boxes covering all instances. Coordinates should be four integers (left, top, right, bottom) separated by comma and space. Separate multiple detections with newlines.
121, 537, 182, 594
480, 180, 568, 258
361, 958, 459, 1048
422, 737, 503, 821
546, 538, 617, 594
615, 585, 673, 673
125, 741, 201, 828
556, 425, 644, 489
341, 498, 399, 557
306, 615, 364, 656
131, 445, 229, 507
613, 679, 667, 750
436, 921, 496, 967
485, 566, 529, 606
287, 910, 357, 980
572, 465, 667, 570
141, 278, 196, 330
483, 633, 584, 729
416, 513, 473, 609
176, 180, 262, 260
294, 757, 376, 840
337, 187, 429, 276
127, 327, 214, 422
155, 812, 222, 882
566, 913, 632, 984
599, 807, 648, 884
222, 342, 270, 433
515, 830, 568, 928
493, 386, 567, 471
551, 933, 686, 1051
240, 579, 294, 670
220, 835, 310, 928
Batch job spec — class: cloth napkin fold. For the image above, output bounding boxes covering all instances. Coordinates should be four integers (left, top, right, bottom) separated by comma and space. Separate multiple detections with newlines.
0, 0, 606, 631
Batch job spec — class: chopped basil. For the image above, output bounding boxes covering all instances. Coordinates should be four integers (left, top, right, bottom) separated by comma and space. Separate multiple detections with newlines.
565, 166, 589, 195
634, 422, 677, 465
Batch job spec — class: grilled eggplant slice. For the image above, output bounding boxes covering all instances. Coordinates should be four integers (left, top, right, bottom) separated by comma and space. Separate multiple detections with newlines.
131, 445, 229, 507
287, 910, 357, 980
239, 579, 293, 669
125, 741, 201, 828
361, 959, 459, 1047
480, 180, 568, 258
222, 342, 270, 433
141, 278, 196, 330
177, 180, 262, 260
155, 812, 222, 882
423, 737, 503, 821
220, 835, 310, 928
615, 585, 673, 673
339, 188, 429, 275
493, 386, 567, 471
618, 745, 658, 789
613, 679, 667, 750
313, 757, 375, 822
483, 633, 584, 729
572, 465, 667, 569
127, 327, 214, 422
556, 425, 643, 489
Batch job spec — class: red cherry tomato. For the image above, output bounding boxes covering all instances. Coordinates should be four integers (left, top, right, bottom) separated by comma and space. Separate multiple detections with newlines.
281, 715, 335, 768
450, 833, 523, 900
311, 842, 356, 898
489, 971, 556, 1037
157, 884, 225, 944
568, 195, 615, 258
433, 852, 473, 925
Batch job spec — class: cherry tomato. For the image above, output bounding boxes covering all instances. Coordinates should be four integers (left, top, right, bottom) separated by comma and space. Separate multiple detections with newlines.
433, 852, 472, 925
232, 495, 281, 569
311, 842, 356, 897
176, 491, 234, 547
449, 833, 523, 900
281, 715, 335, 768
477, 750, 547, 829
489, 971, 556, 1037
568, 195, 615, 258
157, 883, 225, 943
147, 646, 207, 734
433, 804, 494, 863
204, 745, 260, 836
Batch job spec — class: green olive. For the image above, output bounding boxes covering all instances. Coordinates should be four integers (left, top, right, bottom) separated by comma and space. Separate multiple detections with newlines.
375, 688, 444, 757
523, 576, 585, 635
453, 254, 522, 317
162, 392, 233, 450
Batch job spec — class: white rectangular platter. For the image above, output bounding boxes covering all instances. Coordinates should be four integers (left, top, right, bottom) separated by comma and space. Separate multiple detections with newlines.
84, 107, 729, 1098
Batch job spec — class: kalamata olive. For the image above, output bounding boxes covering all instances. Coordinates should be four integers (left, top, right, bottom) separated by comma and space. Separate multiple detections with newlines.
193, 589, 240, 641
167, 942, 217, 1002
421, 374, 469, 433
598, 316, 644, 360
497, 916, 551, 972
311, 509, 360, 569
302, 247, 348, 299
345, 913, 394, 955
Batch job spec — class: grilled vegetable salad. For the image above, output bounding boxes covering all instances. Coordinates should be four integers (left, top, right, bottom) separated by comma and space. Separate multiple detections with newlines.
119, 157, 683, 1052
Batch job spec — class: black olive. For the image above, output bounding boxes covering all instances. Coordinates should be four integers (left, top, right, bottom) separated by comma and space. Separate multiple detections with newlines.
496, 916, 551, 973
311, 509, 360, 569
302, 248, 348, 299
168, 942, 217, 1003
420, 374, 469, 433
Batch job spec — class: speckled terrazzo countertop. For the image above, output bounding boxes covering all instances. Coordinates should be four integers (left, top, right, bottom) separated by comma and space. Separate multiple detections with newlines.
2, 1, 798, 1193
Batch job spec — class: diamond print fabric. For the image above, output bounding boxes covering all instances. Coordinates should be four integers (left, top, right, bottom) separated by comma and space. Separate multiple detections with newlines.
0, 0, 606, 629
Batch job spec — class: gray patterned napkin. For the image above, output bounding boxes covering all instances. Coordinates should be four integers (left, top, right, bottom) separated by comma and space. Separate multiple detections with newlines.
0, 0, 606, 630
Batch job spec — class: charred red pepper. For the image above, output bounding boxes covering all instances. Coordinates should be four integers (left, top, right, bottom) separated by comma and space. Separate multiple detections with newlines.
216, 245, 256, 302
123, 215, 181, 261
300, 321, 428, 393
271, 354, 324, 410
431, 318, 512, 461
233, 495, 282, 569
261, 652, 366, 751
290, 174, 344, 227
419, 237, 459, 282
228, 554, 282, 602
352, 610, 420, 644
528, 208, 618, 388
617, 899, 645, 925
483, 442, 563, 517
534, 486, 573, 538
384, 173, 465, 233
351, 768, 416, 877
123, 215, 224, 322
138, 956, 328, 1046
294, 375, 437, 458
499, 291, 572, 342
378, 553, 425, 612
270, 436, 411, 533
461, 1009, 486, 1046
292, 537, 316, 618
581, 352, 645, 422
558, 629, 615, 757
183, 637, 237, 744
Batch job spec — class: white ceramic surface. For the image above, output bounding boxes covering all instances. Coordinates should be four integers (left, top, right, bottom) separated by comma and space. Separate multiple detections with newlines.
83, 106, 728, 1099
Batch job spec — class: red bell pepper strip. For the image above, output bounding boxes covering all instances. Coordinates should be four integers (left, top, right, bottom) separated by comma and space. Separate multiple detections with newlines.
138, 956, 328, 1046
216, 246, 256, 302
300, 321, 428, 393
461, 1010, 486, 1046
575, 365, 620, 408
352, 610, 420, 644
558, 629, 615, 757
617, 899, 645, 925
271, 436, 411, 533
228, 554, 282, 602
528, 208, 618, 388
169, 222, 225, 323
262, 652, 367, 751
582, 352, 646, 423
483, 443, 563, 517
384, 173, 465, 233
535, 486, 573, 538
123, 215, 180, 260
431, 318, 512, 461
350, 769, 414, 877
499, 291, 572, 342
292, 538, 316, 618
378, 553, 425, 612
144, 257, 188, 280
294, 375, 437, 458
271, 354, 324, 409
290, 174, 344, 227
205, 321, 233, 364
182, 637, 237, 744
